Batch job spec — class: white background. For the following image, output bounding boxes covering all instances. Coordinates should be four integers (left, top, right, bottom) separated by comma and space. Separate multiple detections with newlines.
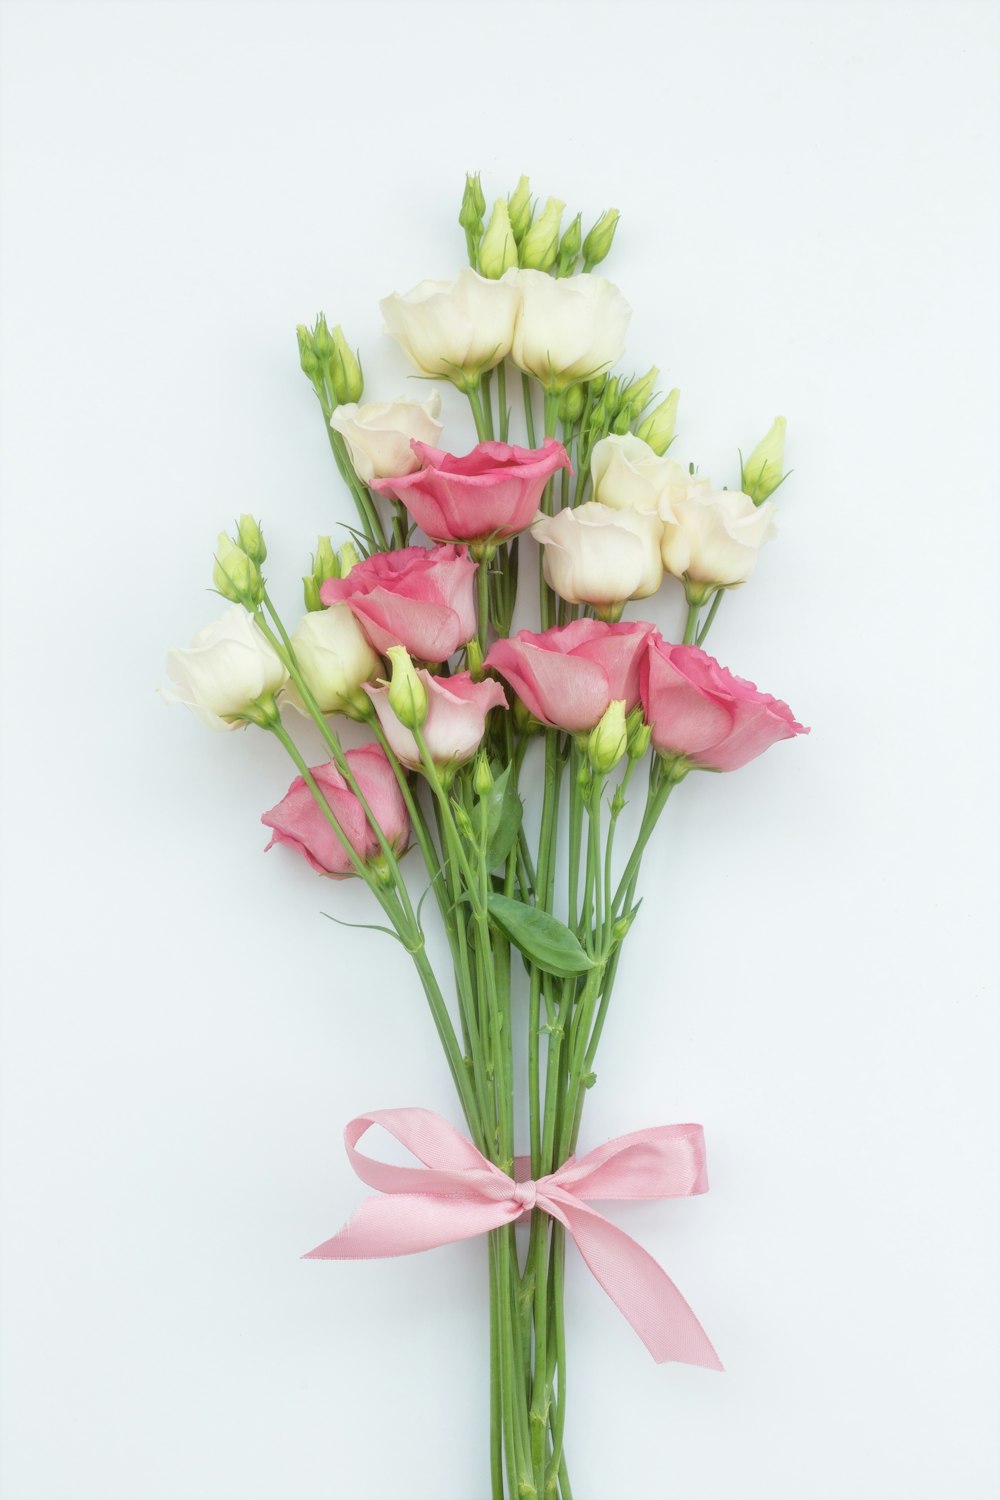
1, 3, 998, 1498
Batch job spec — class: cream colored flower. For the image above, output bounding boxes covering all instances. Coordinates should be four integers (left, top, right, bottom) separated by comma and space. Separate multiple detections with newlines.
531, 502, 663, 608
330, 394, 443, 483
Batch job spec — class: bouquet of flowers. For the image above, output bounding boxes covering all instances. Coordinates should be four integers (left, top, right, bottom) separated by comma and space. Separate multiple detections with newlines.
162, 172, 807, 1499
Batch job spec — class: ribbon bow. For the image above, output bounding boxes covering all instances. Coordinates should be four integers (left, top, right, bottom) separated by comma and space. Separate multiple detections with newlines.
304, 1107, 722, 1370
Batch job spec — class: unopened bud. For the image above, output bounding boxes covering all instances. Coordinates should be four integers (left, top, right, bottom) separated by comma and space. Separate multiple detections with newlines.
636, 388, 680, 455
512, 697, 542, 736
556, 213, 582, 277
507, 175, 533, 243
741, 416, 787, 504
581, 208, 620, 271
479, 198, 518, 279
473, 753, 494, 798
558, 383, 586, 424
213, 533, 261, 607
627, 719, 652, 761
314, 535, 339, 582
328, 326, 363, 406
296, 323, 321, 379
587, 699, 628, 774
459, 172, 486, 265
236, 514, 266, 565
386, 646, 428, 730
338, 541, 361, 577
310, 314, 334, 361
466, 636, 485, 680
619, 366, 659, 420
453, 803, 475, 840
519, 197, 565, 272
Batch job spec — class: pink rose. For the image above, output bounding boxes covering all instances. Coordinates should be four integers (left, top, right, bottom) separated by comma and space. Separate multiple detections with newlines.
319, 545, 477, 663
640, 638, 808, 771
485, 618, 656, 733
367, 669, 508, 770
261, 744, 409, 877
372, 439, 571, 545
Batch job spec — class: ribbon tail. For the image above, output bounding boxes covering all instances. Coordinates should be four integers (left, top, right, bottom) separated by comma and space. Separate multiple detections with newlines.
552, 1195, 723, 1370
304, 1191, 514, 1261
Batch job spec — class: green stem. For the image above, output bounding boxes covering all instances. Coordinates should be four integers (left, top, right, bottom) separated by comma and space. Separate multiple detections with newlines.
497, 361, 509, 442
696, 588, 725, 645
522, 374, 537, 447
683, 599, 701, 644
467, 382, 493, 443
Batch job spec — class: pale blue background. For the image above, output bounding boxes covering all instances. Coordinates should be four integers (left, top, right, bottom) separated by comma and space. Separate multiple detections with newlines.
1, 2, 998, 1498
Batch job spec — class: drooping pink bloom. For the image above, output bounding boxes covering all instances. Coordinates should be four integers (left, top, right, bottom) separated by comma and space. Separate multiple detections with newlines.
261, 744, 409, 877
373, 439, 571, 544
485, 618, 657, 733
320, 545, 477, 663
640, 638, 808, 771
367, 670, 508, 770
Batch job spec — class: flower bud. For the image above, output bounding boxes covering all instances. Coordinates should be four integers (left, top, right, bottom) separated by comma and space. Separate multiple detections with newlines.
636, 388, 680, 455
587, 699, 628, 774
459, 172, 486, 264
303, 535, 340, 612
619, 366, 659, 420
385, 645, 428, 730
338, 540, 362, 577
627, 718, 652, 761
512, 696, 542, 736
556, 213, 582, 277
466, 635, 485, 680
213, 533, 262, 607
610, 406, 632, 436
559, 383, 586, 424
236, 514, 266, 565
741, 416, 787, 504
472, 752, 494, 798
581, 209, 620, 271
479, 198, 518, 279
519, 197, 565, 272
296, 323, 321, 380
310, 314, 335, 362
507, 175, 533, 243
453, 803, 475, 839
327, 326, 364, 406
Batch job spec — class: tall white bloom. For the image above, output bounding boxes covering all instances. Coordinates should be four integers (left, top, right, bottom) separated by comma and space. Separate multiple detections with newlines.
283, 607, 380, 718
380, 268, 520, 385
590, 434, 679, 513
331, 394, 443, 483
660, 487, 777, 587
531, 502, 663, 610
510, 270, 630, 391
160, 607, 288, 730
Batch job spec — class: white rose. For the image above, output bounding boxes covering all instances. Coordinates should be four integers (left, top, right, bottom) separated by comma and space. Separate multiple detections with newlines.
380, 267, 520, 384
531, 502, 664, 610
160, 606, 288, 730
590, 433, 681, 513
283, 606, 381, 718
510, 270, 630, 391
331, 393, 443, 483
659, 487, 777, 587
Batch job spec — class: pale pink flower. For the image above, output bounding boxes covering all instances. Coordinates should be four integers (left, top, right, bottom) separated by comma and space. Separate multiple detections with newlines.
320, 545, 477, 663
485, 619, 656, 733
367, 670, 508, 770
261, 744, 408, 877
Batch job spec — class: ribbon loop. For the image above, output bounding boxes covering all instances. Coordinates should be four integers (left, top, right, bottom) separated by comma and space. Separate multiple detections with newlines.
305, 1107, 722, 1371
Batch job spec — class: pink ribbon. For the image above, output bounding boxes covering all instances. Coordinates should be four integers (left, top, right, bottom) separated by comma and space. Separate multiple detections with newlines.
304, 1108, 722, 1370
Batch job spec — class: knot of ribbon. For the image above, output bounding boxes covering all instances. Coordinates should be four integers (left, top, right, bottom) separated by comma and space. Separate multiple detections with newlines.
304, 1107, 722, 1370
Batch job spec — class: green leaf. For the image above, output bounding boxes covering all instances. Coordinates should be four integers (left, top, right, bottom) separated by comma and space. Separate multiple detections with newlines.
487, 894, 595, 978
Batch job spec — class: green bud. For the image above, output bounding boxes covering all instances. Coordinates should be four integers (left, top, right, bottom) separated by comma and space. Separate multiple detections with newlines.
512, 696, 542, 736
519, 197, 565, 272
314, 535, 339, 583
611, 907, 639, 944
636, 388, 680, 455
213, 533, 261, 606
236, 514, 266, 565
507, 175, 533, 243
296, 323, 321, 380
338, 541, 361, 577
581, 209, 620, 271
311, 314, 334, 361
472, 753, 494, 798
459, 172, 486, 266
303, 575, 322, 612
741, 416, 787, 504
558, 383, 586, 424
610, 406, 632, 436
627, 719, 652, 762
466, 636, 485, 680
328, 326, 363, 406
479, 198, 518, 279
386, 645, 428, 730
556, 212, 582, 277
576, 758, 593, 794
587, 700, 628, 774
453, 803, 474, 840
459, 170, 486, 228
619, 366, 659, 420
